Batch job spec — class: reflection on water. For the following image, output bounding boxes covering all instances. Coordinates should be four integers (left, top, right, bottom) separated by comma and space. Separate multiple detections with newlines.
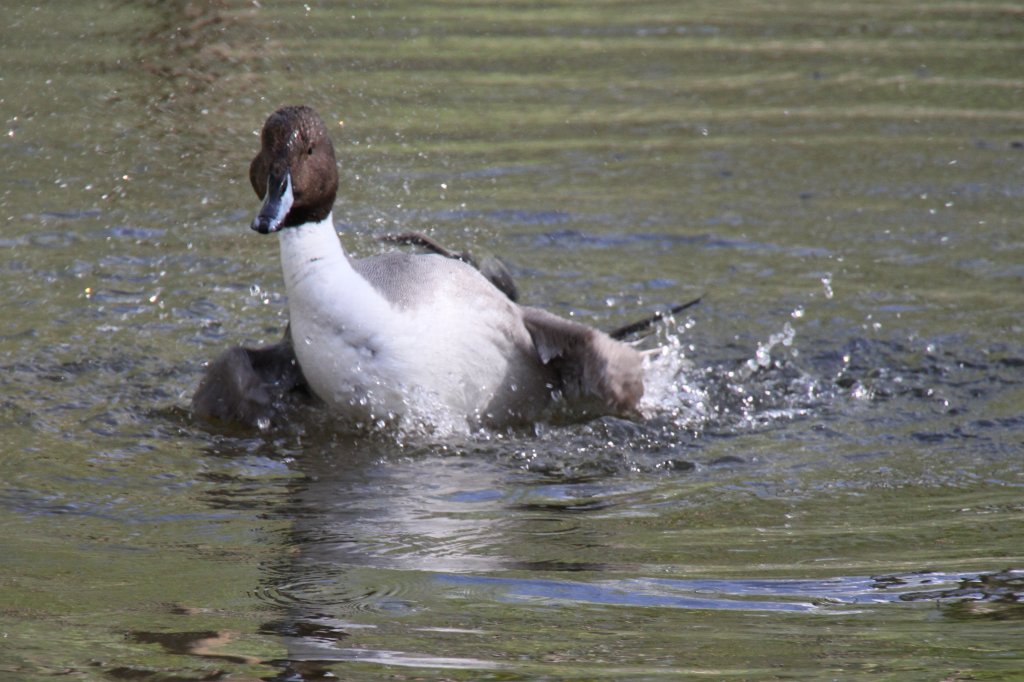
152, 567, 1020, 677
221, 432, 1023, 677
2, 0, 1024, 679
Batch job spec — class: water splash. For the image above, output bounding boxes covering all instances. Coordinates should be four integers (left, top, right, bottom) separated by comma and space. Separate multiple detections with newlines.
745, 321, 797, 375
638, 314, 824, 435
638, 316, 709, 429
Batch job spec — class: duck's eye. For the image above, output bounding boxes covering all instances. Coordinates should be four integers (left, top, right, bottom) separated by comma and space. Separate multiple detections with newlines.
307, 145, 314, 155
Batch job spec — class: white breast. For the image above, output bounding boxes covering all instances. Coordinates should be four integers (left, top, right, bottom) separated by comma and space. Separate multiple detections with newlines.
278, 215, 551, 430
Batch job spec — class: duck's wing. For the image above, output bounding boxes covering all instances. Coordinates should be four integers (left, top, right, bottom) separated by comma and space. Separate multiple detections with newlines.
474, 255, 519, 302
520, 306, 644, 416
192, 329, 307, 427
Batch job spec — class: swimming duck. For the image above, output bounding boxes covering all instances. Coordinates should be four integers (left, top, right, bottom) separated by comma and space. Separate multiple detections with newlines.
194, 105, 645, 431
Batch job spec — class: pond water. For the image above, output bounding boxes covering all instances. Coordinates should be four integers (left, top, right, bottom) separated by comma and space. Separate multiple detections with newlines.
2, 1, 1023, 679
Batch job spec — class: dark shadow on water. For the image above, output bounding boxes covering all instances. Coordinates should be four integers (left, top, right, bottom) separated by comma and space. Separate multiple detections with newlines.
889, 569, 1024, 621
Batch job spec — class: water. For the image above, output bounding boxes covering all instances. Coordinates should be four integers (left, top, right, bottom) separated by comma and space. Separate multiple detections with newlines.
2, 1, 1023, 679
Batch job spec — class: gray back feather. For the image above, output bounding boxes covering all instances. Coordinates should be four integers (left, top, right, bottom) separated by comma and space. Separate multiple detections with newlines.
352, 252, 491, 309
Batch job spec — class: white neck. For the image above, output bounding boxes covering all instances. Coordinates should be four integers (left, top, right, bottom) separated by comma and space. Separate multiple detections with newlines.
277, 212, 396, 339
278, 212, 344, 286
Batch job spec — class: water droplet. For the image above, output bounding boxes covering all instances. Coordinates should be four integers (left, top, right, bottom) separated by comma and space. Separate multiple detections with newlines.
781, 322, 795, 346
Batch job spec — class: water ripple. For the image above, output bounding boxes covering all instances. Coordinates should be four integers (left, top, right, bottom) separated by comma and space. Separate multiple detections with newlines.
434, 570, 1022, 615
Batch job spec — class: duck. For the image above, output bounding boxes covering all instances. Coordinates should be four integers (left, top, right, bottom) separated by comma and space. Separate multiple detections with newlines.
194, 105, 649, 432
